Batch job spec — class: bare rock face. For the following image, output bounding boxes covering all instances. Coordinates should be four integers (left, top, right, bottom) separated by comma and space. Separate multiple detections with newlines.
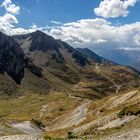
13, 30, 89, 67
0, 32, 25, 84
0, 32, 42, 84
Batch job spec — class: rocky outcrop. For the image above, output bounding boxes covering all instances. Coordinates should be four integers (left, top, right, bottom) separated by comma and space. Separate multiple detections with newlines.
0, 32, 42, 84
0, 32, 25, 84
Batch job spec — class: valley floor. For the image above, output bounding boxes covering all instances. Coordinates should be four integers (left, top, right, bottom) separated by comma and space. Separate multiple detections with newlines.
0, 89, 140, 140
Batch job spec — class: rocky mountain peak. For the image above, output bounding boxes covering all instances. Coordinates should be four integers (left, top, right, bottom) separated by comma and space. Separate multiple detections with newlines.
13, 31, 89, 67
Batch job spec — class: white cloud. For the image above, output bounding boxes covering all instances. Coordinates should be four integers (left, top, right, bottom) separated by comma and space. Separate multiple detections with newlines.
0, 13, 19, 34
51, 20, 63, 25
2, 0, 20, 14
0, 0, 22, 35
0, 0, 49, 35
2, 0, 11, 6
0, 13, 18, 25
94, 0, 137, 18
133, 34, 140, 45
45, 18, 140, 50
5, 17, 136, 51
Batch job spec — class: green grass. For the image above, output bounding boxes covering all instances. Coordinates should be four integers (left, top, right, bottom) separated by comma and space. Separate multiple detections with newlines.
0, 92, 76, 121
44, 135, 65, 140
0, 91, 82, 137
117, 103, 140, 118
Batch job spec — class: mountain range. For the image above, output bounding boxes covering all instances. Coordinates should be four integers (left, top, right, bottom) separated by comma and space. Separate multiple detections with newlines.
76, 48, 116, 65
0, 30, 140, 139
0, 30, 139, 97
93, 48, 140, 71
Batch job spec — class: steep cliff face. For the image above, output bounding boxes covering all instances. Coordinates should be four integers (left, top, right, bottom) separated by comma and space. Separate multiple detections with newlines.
0, 32, 25, 84
0, 32, 50, 96
0, 32, 43, 85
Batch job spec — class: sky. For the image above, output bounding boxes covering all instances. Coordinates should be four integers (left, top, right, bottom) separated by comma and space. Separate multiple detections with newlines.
0, 0, 140, 52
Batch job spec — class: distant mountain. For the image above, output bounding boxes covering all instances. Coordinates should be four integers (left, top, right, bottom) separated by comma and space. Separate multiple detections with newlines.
0, 30, 139, 97
0, 30, 139, 98
0, 31, 140, 139
94, 48, 140, 66
12, 30, 140, 98
132, 61, 140, 72
76, 48, 116, 65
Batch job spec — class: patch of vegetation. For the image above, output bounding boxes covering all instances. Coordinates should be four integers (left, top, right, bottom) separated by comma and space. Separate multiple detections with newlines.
44, 135, 65, 140
67, 132, 78, 139
31, 119, 45, 129
118, 104, 140, 118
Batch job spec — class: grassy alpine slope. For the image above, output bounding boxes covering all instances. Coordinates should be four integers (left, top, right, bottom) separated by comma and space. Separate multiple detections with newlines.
0, 89, 140, 139
0, 31, 140, 139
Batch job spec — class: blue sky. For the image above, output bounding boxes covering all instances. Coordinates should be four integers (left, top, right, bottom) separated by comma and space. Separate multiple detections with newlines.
0, 0, 139, 28
14, 0, 99, 28
17, 0, 140, 26
0, 0, 140, 53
